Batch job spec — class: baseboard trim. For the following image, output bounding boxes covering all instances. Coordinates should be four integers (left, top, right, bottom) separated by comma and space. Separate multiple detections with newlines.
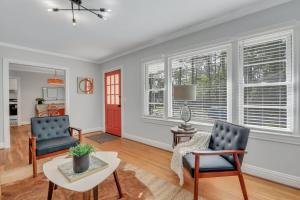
19, 121, 30, 126
122, 132, 173, 152
0, 142, 5, 149
242, 164, 300, 188
82, 127, 103, 134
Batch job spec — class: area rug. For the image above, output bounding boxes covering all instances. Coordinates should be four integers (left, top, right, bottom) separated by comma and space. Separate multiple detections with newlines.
86, 132, 119, 144
2, 162, 203, 200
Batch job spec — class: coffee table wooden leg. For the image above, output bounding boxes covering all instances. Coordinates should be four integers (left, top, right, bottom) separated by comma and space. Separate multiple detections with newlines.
93, 185, 98, 200
113, 171, 123, 198
47, 181, 55, 200
83, 191, 91, 200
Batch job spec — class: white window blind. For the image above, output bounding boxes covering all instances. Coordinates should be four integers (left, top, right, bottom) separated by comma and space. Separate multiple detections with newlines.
170, 47, 229, 122
239, 32, 293, 131
144, 61, 165, 118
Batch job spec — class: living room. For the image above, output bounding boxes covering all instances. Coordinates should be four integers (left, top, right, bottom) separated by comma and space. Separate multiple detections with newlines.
0, 0, 300, 200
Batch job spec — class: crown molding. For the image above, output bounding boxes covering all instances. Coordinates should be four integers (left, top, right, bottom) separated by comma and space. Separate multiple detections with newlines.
0, 41, 99, 64
97, 0, 292, 64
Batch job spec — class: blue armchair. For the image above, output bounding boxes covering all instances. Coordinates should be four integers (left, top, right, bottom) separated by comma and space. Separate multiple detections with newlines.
29, 115, 82, 177
183, 120, 250, 200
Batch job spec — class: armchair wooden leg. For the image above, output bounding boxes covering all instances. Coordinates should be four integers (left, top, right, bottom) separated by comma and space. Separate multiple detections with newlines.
32, 152, 37, 177
28, 139, 32, 164
234, 153, 248, 200
29, 148, 32, 164
194, 155, 200, 200
238, 173, 248, 200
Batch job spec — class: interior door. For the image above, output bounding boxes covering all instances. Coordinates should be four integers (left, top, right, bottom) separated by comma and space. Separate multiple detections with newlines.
105, 69, 121, 136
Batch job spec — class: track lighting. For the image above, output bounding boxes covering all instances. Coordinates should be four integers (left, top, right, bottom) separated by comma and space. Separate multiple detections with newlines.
47, 0, 112, 26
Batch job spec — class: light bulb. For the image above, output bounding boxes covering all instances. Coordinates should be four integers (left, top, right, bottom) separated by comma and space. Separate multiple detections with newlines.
72, 18, 77, 26
47, 8, 53, 12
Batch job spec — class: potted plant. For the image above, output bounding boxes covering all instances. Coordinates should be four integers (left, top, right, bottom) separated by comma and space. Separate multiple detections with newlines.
69, 144, 95, 173
35, 97, 45, 104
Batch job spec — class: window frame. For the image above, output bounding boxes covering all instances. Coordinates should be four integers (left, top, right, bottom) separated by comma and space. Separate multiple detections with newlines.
142, 28, 297, 136
143, 59, 166, 118
167, 44, 233, 123
238, 30, 294, 133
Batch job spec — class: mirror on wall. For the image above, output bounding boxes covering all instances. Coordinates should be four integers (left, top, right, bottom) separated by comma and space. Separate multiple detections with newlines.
77, 77, 94, 94
42, 87, 65, 100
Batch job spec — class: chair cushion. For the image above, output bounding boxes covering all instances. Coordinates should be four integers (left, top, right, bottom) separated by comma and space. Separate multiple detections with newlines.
31, 116, 70, 142
183, 153, 235, 177
36, 136, 79, 156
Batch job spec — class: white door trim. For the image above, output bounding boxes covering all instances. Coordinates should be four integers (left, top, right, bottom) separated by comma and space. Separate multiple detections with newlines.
102, 66, 124, 137
2, 58, 70, 148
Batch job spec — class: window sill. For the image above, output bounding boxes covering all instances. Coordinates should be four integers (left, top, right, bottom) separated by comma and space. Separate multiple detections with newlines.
142, 116, 215, 131
142, 116, 300, 145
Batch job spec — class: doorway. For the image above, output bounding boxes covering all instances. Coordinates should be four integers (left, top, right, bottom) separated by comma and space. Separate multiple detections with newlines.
2, 58, 70, 149
104, 69, 122, 136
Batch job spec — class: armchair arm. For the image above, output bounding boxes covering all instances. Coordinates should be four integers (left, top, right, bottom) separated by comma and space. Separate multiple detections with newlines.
192, 150, 247, 156
29, 136, 37, 152
69, 126, 82, 143
69, 127, 82, 132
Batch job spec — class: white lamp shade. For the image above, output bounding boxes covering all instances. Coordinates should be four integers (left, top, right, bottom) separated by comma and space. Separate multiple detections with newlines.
173, 85, 196, 101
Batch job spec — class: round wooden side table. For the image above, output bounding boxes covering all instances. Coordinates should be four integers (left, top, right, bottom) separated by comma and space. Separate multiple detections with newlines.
171, 126, 197, 148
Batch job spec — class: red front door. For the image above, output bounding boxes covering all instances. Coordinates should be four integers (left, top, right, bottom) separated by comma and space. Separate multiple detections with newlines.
105, 69, 121, 136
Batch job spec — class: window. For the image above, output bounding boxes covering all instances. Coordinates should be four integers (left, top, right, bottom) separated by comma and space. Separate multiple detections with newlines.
170, 47, 229, 123
144, 61, 165, 118
239, 31, 293, 131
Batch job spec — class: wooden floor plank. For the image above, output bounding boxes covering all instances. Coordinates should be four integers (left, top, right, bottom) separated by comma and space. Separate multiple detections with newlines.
0, 125, 299, 200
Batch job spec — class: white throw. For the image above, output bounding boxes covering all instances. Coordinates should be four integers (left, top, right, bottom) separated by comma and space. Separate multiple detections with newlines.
171, 131, 211, 186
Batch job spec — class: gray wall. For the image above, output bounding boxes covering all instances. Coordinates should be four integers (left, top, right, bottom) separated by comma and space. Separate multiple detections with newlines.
9, 69, 65, 124
99, 0, 300, 186
0, 46, 102, 145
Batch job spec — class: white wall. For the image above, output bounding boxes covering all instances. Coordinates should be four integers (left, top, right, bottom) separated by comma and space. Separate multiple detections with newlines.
99, 1, 300, 187
9, 69, 65, 124
0, 46, 102, 147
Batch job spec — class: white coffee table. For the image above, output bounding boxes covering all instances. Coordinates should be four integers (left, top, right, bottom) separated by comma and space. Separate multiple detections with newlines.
43, 151, 122, 200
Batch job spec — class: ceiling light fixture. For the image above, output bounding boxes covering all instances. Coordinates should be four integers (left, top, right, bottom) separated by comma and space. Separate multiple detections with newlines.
48, 70, 64, 85
47, 0, 111, 26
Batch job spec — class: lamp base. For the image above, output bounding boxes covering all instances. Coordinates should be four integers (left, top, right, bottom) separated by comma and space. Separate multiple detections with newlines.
178, 123, 194, 131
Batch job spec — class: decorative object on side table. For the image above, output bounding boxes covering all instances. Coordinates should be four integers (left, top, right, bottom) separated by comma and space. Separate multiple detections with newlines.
77, 77, 94, 94
173, 85, 196, 130
171, 126, 197, 148
69, 144, 95, 173
35, 97, 45, 105
58, 144, 110, 183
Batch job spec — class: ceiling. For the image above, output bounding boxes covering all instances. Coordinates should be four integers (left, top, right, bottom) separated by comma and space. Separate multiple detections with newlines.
0, 0, 290, 64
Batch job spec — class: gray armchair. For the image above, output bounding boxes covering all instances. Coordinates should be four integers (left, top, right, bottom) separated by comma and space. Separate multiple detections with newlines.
183, 120, 250, 200
29, 115, 82, 177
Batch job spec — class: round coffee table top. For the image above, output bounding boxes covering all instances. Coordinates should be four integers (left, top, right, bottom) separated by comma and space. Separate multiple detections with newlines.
171, 126, 198, 134
43, 151, 120, 192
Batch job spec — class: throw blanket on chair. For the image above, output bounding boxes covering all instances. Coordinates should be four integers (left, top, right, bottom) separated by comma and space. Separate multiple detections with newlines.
171, 131, 211, 186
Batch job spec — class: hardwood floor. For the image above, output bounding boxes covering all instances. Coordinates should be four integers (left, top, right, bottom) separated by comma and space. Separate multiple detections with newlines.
0, 126, 30, 170
1, 125, 300, 200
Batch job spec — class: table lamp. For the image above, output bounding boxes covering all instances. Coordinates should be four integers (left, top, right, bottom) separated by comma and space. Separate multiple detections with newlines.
173, 85, 197, 130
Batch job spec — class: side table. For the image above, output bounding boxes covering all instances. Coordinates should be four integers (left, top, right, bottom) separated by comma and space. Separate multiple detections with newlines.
171, 126, 197, 148
43, 151, 122, 200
